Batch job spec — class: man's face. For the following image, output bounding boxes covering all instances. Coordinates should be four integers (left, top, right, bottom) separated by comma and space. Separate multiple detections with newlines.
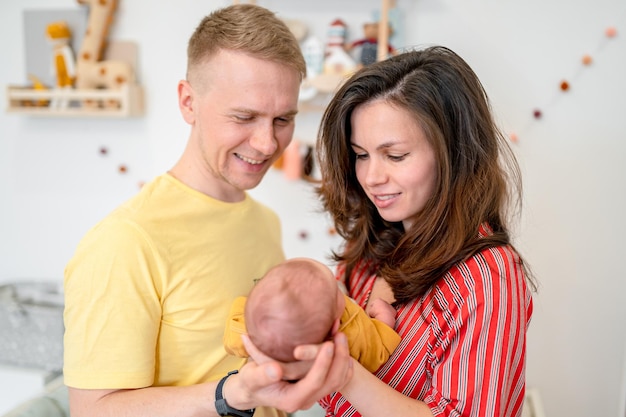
179, 49, 301, 202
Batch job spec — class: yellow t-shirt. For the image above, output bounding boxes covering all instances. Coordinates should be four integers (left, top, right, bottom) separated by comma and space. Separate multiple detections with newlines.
63, 174, 285, 390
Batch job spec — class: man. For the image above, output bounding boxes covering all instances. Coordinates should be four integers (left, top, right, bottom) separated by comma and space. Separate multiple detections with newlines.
63, 5, 351, 417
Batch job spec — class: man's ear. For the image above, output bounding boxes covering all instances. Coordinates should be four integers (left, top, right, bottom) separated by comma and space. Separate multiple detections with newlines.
178, 80, 195, 125
330, 318, 341, 336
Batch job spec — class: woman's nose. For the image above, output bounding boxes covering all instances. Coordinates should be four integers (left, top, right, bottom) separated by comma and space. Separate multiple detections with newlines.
363, 159, 387, 186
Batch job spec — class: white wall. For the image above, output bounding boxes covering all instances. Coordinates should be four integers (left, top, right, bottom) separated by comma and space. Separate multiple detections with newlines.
1, 1, 625, 416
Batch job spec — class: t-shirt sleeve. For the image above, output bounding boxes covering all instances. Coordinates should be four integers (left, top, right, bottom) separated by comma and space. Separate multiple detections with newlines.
63, 217, 162, 389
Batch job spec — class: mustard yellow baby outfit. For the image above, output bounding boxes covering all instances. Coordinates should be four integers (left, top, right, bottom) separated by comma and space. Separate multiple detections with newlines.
224, 294, 401, 373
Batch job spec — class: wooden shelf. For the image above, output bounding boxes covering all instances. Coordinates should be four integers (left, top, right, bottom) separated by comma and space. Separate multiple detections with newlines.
6, 84, 144, 118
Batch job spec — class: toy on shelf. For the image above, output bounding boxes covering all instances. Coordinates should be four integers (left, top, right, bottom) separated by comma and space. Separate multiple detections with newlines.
75, 0, 134, 109
324, 18, 356, 74
325, 18, 348, 53
26, 74, 50, 107
306, 18, 356, 95
322, 45, 356, 77
45, 21, 76, 108
348, 21, 396, 67
305, 1, 400, 98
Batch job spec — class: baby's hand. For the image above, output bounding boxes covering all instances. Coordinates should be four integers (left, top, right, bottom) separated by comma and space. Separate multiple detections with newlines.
368, 298, 396, 328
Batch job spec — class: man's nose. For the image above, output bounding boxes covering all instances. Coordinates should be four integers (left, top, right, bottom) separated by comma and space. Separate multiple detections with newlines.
249, 123, 278, 156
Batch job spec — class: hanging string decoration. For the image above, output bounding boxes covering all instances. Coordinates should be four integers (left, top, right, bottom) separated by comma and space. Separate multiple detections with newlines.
508, 25, 619, 143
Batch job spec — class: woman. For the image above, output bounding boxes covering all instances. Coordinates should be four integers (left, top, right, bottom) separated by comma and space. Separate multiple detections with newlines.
315, 46, 535, 417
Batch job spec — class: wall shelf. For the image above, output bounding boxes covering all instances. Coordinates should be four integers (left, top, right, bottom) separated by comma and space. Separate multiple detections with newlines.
6, 84, 143, 118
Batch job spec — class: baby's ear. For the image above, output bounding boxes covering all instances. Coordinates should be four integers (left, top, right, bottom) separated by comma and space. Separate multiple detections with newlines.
330, 318, 341, 336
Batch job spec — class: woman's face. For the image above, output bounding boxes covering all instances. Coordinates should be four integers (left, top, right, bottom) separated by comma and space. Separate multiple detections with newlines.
350, 99, 437, 230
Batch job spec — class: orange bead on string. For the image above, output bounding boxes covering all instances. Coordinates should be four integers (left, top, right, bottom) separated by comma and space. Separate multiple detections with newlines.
605, 26, 617, 38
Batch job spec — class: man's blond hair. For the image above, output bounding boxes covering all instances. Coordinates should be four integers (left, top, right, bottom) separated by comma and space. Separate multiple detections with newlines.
186, 4, 306, 84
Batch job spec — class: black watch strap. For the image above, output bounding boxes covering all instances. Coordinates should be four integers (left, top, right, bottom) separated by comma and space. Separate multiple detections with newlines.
215, 370, 256, 417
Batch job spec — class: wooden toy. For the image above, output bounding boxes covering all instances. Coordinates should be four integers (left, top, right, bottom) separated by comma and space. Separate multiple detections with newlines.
45, 21, 76, 108
75, 0, 134, 107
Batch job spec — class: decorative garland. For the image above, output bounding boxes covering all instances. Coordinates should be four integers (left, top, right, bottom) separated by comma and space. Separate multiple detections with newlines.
508, 25, 619, 143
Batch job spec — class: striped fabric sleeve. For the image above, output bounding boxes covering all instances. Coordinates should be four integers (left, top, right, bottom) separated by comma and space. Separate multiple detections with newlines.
422, 245, 530, 417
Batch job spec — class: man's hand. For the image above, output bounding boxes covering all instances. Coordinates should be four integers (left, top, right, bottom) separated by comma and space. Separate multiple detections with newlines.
226, 332, 353, 413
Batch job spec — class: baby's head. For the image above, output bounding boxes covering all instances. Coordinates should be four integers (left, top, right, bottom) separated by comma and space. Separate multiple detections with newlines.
245, 258, 344, 362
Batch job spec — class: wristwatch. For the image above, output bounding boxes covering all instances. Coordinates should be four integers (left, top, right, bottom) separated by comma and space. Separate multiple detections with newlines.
215, 370, 256, 417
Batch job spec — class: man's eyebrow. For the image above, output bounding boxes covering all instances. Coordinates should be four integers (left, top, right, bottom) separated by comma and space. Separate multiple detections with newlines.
230, 107, 259, 115
280, 110, 299, 118
230, 108, 299, 118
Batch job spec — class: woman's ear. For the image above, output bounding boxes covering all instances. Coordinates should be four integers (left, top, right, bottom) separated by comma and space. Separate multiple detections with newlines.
178, 80, 195, 125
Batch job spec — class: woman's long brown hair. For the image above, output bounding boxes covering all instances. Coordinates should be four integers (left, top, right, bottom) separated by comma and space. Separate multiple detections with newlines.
316, 46, 534, 304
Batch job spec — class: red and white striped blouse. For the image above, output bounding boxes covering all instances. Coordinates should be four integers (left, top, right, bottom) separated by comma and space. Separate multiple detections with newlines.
320, 229, 533, 417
